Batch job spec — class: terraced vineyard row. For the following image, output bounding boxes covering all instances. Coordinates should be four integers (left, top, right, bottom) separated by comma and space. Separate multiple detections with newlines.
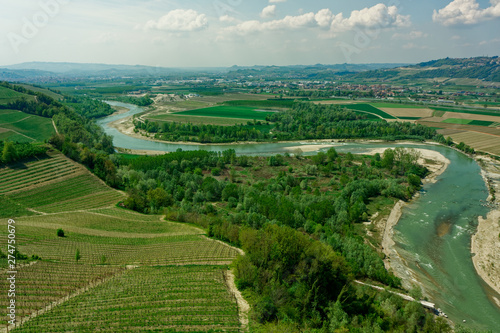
19, 235, 238, 265
13, 266, 241, 333
0, 155, 81, 195
7, 174, 124, 213
0, 262, 123, 327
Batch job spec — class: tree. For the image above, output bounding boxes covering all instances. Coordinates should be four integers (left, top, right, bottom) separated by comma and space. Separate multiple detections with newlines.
57, 229, 65, 237
2, 141, 17, 163
75, 249, 81, 263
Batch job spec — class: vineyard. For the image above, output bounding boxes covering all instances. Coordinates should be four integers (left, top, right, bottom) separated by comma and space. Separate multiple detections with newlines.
1, 153, 245, 331
0, 109, 54, 142
12, 266, 241, 332
0, 262, 123, 325
0, 153, 125, 213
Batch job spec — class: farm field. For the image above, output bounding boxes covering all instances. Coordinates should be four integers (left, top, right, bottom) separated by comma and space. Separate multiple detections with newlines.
0, 262, 123, 324
148, 113, 249, 126
0, 152, 244, 330
445, 131, 500, 156
0, 86, 33, 105
173, 105, 274, 121
14, 266, 240, 333
0, 155, 125, 214
379, 107, 434, 119
17, 84, 63, 100
0, 109, 55, 142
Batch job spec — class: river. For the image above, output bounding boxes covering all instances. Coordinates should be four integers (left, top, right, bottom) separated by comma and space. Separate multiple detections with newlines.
99, 102, 500, 331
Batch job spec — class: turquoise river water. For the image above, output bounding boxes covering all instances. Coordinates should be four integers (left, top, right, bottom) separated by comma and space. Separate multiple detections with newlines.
99, 102, 500, 331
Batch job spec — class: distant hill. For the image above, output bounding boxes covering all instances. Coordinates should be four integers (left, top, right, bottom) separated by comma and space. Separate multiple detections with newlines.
345, 56, 500, 82
226, 63, 410, 80
0, 62, 409, 82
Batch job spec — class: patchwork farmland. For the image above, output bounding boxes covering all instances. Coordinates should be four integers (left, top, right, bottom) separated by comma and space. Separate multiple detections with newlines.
0, 153, 245, 331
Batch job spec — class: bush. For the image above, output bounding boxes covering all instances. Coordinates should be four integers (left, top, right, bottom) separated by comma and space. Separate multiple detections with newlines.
57, 229, 65, 237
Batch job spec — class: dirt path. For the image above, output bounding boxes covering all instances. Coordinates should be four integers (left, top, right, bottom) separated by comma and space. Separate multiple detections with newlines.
224, 270, 250, 331
52, 119, 59, 134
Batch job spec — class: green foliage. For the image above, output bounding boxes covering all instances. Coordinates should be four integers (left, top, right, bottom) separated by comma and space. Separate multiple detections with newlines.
0, 141, 47, 165
341, 104, 397, 119
65, 96, 115, 118
57, 229, 65, 237
114, 95, 154, 106
137, 102, 440, 143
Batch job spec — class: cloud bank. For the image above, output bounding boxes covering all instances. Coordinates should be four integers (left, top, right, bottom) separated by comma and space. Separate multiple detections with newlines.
433, 0, 500, 25
144, 9, 208, 32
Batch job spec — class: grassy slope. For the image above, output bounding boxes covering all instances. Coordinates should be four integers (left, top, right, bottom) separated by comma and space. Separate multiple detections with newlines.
0, 153, 241, 330
0, 85, 55, 141
0, 109, 55, 142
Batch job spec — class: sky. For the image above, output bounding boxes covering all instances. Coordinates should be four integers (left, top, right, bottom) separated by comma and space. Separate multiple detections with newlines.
0, 0, 499, 67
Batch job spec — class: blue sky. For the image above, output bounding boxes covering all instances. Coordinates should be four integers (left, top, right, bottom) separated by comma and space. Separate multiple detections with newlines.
0, 0, 499, 67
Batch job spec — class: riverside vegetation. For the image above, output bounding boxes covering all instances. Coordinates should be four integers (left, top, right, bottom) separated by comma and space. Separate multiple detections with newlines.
0, 82, 490, 332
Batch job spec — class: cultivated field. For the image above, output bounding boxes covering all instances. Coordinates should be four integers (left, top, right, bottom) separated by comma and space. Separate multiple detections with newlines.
0, 153, 244, 331
13, 266, 240, 332
0, 109, 55, 142
174, 106, 274, 121
0, 87, 33, 105
380, 108, 434, 119
0, 262, 123, 324
442, 131, 500, 156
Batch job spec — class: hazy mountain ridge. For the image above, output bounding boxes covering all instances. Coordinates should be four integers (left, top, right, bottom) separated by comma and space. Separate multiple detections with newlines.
348, 56, 500, 82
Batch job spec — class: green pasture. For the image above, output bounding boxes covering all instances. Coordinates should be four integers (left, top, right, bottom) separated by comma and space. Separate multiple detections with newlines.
442, 118, 472, 125
174, 105, 275, 121
0, 109, 54, 141
370, 102, 425, 109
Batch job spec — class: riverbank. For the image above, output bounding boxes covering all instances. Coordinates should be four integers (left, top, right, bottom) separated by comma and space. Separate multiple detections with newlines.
472, 155, 500, 299
361, 148, 451, 292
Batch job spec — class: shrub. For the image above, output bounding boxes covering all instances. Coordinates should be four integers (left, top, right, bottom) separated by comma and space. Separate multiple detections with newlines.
57, 229, 65, 237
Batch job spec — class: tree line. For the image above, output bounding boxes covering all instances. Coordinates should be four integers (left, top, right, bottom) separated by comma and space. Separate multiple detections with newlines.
135, 102, 442, 143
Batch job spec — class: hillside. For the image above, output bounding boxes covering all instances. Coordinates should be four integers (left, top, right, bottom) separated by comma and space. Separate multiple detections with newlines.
0, 152, 242, 331
346, 56, 500, 83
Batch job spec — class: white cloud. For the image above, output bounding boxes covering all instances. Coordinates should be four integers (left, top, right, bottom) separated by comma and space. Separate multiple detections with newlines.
144, 9, 208, 32
220, 15, 238, 23
315, 9, 333, 28
433, 0, 500, 26
222, 4, 409, 36
392, 30, 428, 40
261, 5, 276, 19
330, 4, 410, 32
224, 12, 317, 35
269, 0, 286, 3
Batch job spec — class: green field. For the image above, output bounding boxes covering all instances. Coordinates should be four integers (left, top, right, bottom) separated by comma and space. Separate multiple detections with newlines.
341, 104, 398, 120
174, 105, 275, 121
14, 266, 240, 333
469, 120, 495, 127
0, 86, 33, 105
442, 118, 472, 125
18, 84, 64, 100
430, 106, 500, 117
0, 109, 55, 142
0, 153, 243, 330
370, 102, 426, 109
